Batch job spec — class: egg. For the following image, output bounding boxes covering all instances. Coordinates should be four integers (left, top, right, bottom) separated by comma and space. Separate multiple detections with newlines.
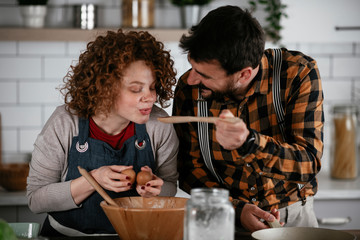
122, 169, 136, 184
136, 171, 152, 185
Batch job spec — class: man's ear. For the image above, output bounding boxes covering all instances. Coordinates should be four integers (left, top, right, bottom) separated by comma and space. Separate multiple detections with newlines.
234, 67, 252, 84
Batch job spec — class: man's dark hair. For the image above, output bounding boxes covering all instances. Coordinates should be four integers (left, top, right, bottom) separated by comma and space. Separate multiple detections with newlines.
180, 5, 265, 75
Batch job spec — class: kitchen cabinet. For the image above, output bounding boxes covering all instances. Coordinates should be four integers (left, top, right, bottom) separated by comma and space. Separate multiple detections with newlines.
314, 199, 360, 230
0, 188, 46, 224
314, 172, 360, 230
0, 28, 187, 42
0, 205, 46, 224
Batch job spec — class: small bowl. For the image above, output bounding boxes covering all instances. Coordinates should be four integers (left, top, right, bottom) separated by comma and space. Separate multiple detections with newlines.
8, 222, 40, 239
101, 196, 188, 240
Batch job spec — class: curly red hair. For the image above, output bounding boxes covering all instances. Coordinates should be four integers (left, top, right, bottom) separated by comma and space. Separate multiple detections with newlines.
60, 29, 177, 118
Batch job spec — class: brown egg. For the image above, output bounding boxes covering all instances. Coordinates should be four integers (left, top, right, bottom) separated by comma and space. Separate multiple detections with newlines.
122, 169, 136, 184
136, 171, 152, 185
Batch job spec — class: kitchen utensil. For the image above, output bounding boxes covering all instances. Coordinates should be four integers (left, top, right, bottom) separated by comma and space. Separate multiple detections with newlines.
122, 0, 154, 28
251, 227, 356, 240
77, 166, 118, 207
157, 116, 241, 124
100, 196, 188, 240
267, 218, 282, 228
73, 4, 97, 30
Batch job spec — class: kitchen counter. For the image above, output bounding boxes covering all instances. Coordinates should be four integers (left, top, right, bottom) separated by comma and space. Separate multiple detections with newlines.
0, 187, 28, 206
314, 171, 360, 200
38, 230, 360, 240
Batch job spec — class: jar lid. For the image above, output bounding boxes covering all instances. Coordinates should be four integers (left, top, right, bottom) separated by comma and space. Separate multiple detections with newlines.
332, 104, 359, 114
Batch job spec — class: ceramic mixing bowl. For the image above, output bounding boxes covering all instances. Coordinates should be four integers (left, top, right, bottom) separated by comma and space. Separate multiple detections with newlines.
101, 196, 188, 240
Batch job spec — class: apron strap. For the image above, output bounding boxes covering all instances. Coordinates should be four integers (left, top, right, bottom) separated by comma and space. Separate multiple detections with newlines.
78, 118, 89, 145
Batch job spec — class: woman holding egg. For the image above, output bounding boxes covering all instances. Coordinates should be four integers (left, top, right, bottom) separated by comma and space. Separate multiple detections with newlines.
26, 30, 179, 237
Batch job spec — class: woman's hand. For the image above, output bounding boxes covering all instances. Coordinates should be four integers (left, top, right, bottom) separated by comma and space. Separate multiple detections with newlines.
136, 166, 164, 198
91, 165, 134, 193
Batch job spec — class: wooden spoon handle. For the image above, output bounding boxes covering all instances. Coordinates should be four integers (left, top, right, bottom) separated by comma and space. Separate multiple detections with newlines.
267, 219, 282, 228
77, 166, 118, 207
157, 116, 241, 124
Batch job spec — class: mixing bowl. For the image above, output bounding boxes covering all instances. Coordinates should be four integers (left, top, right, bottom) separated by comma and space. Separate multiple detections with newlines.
100, 196, 188, 240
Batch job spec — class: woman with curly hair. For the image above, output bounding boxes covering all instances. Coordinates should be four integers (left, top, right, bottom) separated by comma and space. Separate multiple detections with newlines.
26, 29, 179, 236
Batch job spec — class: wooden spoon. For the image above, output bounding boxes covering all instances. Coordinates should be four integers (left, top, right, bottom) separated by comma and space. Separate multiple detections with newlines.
157, 116, 241, 124
77, 166, 119, 207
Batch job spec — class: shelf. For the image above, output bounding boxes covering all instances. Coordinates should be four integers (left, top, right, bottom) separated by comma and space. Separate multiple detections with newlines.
0, 28, 188, 42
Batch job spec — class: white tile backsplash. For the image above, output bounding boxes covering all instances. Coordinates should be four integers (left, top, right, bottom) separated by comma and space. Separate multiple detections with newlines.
20, 129, 42, 152
19, 82, 63, 104
0, 41, 16, 54
0, 36, 360, 173
315, 57, 331, 78
2, 129, 18, 153
356, 43, 360, 55
19, 42, 67, 55
67, 42, 87, 55
322, 79, 352, 102
298, 43, 354, 56
333, 57, 360, 77
44, 57, 77, 79
0, 82, 17, 103
0, 57, 42, 79
0, 106, 42, 127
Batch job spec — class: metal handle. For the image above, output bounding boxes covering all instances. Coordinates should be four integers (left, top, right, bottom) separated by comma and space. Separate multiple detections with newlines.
317, 217, 351, 225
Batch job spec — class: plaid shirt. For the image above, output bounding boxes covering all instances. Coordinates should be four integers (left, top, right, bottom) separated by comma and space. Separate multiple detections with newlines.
172, 48, 324, 212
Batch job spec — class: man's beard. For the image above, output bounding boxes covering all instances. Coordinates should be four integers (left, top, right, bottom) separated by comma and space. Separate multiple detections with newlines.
199, 82, 238, 102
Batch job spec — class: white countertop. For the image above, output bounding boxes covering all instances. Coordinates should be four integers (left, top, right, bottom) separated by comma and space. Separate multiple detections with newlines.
1, 173, 359, 206
314, 171, 360, 200
0, 187, 28, 206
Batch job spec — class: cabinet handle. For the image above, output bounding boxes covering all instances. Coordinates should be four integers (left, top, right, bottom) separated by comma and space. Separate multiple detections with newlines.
317, 217, 351, 225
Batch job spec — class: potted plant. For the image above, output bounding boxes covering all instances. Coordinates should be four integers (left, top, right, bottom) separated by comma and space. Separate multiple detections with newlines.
170, 0, 212, 28
17, 0, 48, 28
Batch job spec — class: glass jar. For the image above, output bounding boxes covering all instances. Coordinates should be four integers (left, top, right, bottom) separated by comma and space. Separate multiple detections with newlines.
331, 105, 359, 179
122, 0, 154, 28
184, 188, 234, 240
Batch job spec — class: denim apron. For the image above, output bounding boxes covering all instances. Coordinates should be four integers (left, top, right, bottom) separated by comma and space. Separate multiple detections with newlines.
47, 118, 155, 234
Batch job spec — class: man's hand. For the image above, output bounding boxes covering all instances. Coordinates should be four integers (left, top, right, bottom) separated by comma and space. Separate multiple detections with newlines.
215, 110, 249, 150
240, 204, 282, 232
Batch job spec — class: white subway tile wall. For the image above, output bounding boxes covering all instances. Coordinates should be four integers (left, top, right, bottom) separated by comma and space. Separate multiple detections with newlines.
1, 40, 360, 171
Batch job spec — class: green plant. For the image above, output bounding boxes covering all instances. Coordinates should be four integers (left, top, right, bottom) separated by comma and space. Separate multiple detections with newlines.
17, 0, 48, 5
248, 0, 287, 44
171, 0, 212, 6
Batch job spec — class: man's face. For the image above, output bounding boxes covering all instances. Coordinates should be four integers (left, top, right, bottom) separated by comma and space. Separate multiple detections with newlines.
187, 58, 238, 100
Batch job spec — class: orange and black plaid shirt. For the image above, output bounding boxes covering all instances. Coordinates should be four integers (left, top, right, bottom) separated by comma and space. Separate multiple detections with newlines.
172, 48, 324, 214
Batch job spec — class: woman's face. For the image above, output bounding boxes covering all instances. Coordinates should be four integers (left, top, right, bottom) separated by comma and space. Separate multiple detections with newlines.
112, 60, 157, 124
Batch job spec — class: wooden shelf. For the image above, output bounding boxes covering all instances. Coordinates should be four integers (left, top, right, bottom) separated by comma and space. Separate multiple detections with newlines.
0, 28, 188, 42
